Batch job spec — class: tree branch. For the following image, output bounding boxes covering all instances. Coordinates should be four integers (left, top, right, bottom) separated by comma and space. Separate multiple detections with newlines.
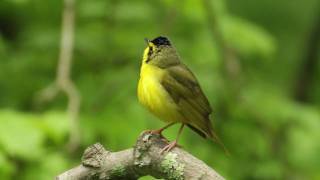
293, 8, 320, 102
202, 0, 242, 85
56, 132, 225, 180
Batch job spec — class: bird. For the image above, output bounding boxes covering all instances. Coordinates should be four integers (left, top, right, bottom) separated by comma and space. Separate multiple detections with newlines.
137, 36, 227, 153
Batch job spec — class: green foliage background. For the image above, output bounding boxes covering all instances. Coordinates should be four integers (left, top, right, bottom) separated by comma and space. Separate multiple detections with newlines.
0, 0, 320, 179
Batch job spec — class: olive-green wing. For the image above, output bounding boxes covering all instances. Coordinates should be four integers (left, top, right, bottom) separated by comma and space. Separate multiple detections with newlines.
161, 64, 214, 138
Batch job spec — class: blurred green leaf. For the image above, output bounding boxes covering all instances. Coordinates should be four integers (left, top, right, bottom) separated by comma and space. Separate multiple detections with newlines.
39, 111, 69, 144
252, 160, 283, 179
0, 150, 15, 180
222, 16, 276, 58
22, 152, 70, 180
0, 110, 45, 160
115, 2, 153, 22
286, 108, 320, 172
78, 0, 108, 18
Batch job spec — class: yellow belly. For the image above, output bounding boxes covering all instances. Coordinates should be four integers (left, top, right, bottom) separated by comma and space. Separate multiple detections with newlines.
138, 64, 183, 123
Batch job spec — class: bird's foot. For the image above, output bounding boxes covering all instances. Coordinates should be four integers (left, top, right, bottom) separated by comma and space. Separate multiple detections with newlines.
160, 140, 178, 154
141, 129, 169, 142
141, 129, 162, 136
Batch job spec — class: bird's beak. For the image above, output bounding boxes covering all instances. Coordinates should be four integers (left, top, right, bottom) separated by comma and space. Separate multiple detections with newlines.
144, 38, 150, 46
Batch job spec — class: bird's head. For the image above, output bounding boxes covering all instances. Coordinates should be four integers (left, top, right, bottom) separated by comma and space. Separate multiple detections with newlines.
142, 36, 180, 68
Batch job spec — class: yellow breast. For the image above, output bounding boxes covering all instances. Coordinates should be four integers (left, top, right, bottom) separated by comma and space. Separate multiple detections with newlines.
137, 63, 182, 123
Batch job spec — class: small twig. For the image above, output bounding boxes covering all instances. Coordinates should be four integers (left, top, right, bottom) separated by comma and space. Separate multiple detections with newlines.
36, 0, 80, 151
58, 0, 80, 151
56, 132, 225, 180
202, 0, 241, 83
294, 8, 320, 102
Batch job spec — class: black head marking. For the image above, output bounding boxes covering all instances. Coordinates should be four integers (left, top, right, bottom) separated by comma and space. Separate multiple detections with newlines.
151, 36, 171, 46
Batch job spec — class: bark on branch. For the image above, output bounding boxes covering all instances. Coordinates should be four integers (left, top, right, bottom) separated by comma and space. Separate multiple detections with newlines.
56, 132, 225, 180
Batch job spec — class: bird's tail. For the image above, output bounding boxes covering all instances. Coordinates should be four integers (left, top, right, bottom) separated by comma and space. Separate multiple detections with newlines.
207, 126, 230, 156
187, 122, 230, 156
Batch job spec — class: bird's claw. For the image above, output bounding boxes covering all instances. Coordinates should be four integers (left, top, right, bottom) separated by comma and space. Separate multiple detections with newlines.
160, 140, 178, 154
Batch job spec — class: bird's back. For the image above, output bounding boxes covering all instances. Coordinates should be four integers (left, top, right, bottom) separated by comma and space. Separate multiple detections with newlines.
160, 64, 215, 138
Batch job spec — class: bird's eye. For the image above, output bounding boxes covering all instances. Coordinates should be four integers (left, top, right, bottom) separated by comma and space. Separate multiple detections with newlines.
148, 46, 153, 56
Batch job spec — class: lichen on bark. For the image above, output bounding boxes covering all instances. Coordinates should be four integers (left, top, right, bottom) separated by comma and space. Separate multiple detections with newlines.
110, 165, 126, 177
160, 152, 185, 180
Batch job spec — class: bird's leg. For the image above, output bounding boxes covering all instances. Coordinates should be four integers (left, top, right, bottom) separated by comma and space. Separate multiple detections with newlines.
160, 123, 185, 154
150, 122, 176, 135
